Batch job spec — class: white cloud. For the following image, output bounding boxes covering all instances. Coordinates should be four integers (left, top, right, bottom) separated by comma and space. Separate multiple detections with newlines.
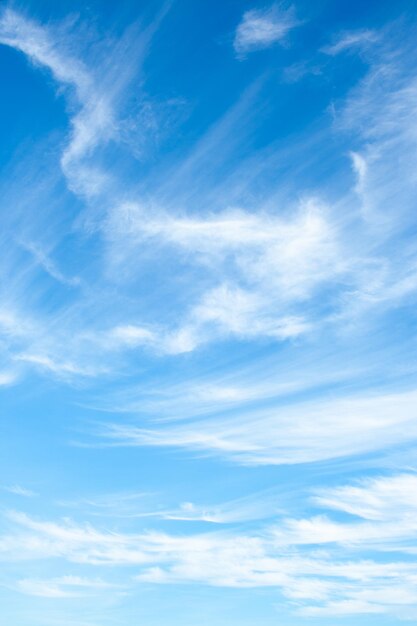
350, 151, 367, 194
107, 325, 156, 348
323, 29, 379, 56
97, 388, 417, 465
0, 7, 416, 398
0, 8, 157, 198
0, 8, 105, 196
0, 7, 416, 623
313, 473, 417, 521
3, 475, 417, 619
4, 485, 37, 498
14, 352, 108, 378
58, 487, 282, 523
106, 199, 342, 350
90, 345, 376, 422
0, 370, 18, 386
160, 285, 311, 354
20, 241, 81, 287
234, 4, 298, 56
15, 575, 120, 598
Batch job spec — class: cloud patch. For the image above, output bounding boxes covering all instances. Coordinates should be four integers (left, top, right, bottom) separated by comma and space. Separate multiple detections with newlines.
234, 4, 298, 56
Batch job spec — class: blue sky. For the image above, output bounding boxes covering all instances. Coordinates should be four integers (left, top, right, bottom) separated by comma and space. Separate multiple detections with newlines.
0, 0, 417, 624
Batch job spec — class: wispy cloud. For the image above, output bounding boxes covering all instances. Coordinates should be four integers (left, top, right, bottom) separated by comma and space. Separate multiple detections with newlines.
0, 370, 18, 386
3, 485, 37, 497
313, 473, 417, 522
3, 472, 417, 617
234, 4, 298, 56
323, 29, 379, 56
14, 352, 109, 378
0, 8, 416, 384
19, 240, 81, 287
14, 575, 121, 598
58, 488, 284, 523
0, 6, 162, 198
95, 388, 417, 464
0, 8, 105, 196
104, 198, 342, 352
1, 2, 416, 624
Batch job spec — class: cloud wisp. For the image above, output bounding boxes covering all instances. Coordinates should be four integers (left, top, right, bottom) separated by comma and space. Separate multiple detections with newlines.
234, 4, 298, 56
0, 8, 416, 382
95, 387, 417, 465
1, 6, 417, 623
2, 473, 417, 618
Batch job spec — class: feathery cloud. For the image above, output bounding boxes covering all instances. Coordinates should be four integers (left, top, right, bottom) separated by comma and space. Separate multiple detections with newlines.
3, 472, 417, 617
234, 4, 298, 56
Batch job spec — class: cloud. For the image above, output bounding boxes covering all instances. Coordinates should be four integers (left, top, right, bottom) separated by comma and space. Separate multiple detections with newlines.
99, 325, 157, 351
313, 473, 417, 521
59, 488, 283, 523
19, 241, 81, 287
161, 286, 311, 354
161, 490, 282, 524
4, 485, 37, 498
15, 576, 121, 598
0, 4, 416, 624
3, 472, 417, 618
350, 151, 367, 201
105, 198, 342, 350
323, 29, 379, 56
137, 199, 338, 299
95, 388, 417, 465
0, 8, 105, 196
234, 4, 298, 56
0, 370, 18, 386
14, 352, 108, 378
0, 7, 416, 415
0, 7, 160, 198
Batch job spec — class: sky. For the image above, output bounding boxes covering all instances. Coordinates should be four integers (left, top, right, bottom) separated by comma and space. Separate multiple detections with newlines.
0, 0, 417, 624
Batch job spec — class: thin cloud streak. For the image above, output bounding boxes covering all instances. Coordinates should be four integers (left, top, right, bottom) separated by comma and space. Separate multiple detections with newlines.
2, 472, 417, 617
96, 388, 417, 465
